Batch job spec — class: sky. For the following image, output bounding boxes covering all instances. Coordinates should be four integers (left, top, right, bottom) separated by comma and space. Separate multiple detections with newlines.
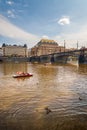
0, 0, 87, 49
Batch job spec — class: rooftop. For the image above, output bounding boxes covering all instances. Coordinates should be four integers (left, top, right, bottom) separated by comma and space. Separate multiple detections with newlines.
37, 39, 58, 46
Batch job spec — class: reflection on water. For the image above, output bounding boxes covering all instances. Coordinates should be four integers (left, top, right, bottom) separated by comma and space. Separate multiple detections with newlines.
0, 62, 87, 130
0, 62, 28, 75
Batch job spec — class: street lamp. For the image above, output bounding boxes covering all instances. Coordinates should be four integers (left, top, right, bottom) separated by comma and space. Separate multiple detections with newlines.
64, 40, 66, 52
77, 41, 78, 50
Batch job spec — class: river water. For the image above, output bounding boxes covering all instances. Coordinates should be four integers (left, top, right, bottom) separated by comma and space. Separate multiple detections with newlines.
0, 62, 87, 130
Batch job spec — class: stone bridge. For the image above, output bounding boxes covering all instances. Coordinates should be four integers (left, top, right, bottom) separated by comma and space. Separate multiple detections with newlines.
29, 49, 87, 64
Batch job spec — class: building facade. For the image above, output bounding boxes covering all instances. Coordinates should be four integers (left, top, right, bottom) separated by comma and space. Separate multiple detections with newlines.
29, 39, 65, 56
2, 44, 28, 57
0, 48, 3, 56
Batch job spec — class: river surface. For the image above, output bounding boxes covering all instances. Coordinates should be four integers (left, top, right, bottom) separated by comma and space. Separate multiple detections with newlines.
0, 62, 87, 130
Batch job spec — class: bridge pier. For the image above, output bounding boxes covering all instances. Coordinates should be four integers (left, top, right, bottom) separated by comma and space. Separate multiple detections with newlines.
79, 54, 85, 63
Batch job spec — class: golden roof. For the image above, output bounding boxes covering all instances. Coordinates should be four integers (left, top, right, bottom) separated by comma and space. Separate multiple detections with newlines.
40, 39, 56, 43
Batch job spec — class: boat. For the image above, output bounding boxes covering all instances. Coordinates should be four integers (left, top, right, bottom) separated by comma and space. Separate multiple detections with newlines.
13, 72, 33, 78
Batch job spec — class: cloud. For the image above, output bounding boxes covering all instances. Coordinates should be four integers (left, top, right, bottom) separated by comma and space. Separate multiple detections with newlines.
6, 0, 14, 5
53, 27, 87, 48
42, 35, 49, 39
58, 17, 70, 25
7, 10, 16, 18
0, 15, 40, 47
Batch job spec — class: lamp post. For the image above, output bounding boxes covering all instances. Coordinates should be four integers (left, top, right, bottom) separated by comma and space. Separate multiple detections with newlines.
77, 41, 78, 50
64, 40, 66, 53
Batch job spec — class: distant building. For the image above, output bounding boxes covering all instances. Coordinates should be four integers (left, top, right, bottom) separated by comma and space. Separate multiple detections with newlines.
29, 39, 65, 56
2, 44, 28, 57
0, 47, 3, 56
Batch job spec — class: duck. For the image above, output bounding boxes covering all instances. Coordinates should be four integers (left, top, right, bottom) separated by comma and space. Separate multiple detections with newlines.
79, 97, 82, 100
45, 107, 52, 114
